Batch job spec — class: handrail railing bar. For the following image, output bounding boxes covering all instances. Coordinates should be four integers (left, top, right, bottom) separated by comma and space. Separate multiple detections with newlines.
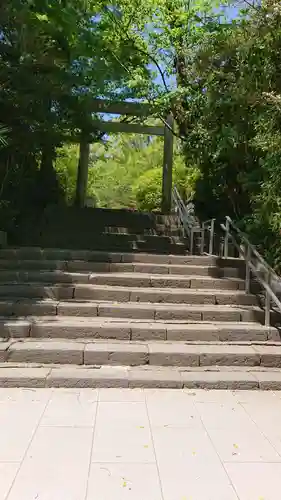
221, 223, 281, 314
174, 187, 281, 325
225, 216, 279, 278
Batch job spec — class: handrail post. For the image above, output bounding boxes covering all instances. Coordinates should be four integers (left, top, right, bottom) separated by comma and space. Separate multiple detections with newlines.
265, 271, 271, 327
190, 228, 194, 255
224, 217, 230, 258
209, 219, 215, 255
245, 245, 251, 294
200, 227, 205, 254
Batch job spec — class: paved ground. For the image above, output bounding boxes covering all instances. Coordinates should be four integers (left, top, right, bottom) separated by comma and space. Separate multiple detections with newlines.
1, 389, 281, 499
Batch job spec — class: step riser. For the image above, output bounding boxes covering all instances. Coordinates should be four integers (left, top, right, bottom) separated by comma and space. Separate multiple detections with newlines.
0, 367, 280, 389
0, 301, 266, 323
56, 227, 185, 237
1, 323, 272, 342
0, 261, 244, 278
0, 273, 245, 291
4, 349, 281, 368
0, 250, 243, 267
0, 285, 256, 305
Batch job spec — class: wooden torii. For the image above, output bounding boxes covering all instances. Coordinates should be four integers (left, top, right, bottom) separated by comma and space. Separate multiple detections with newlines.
75, 99, 174, 213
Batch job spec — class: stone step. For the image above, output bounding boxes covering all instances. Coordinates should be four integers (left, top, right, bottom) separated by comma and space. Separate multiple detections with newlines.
37, 233, 189, 253
0, 299, 265, 323
1, 364, 281, 389
55, 225, 185, 237
43, 207, 181, 227
0, 283, 256, 304
0, 249, 244, 268
0, 260, 243, 278
0, 270, 245, 291
2, 339, 281, 367
0, 317, 277, 341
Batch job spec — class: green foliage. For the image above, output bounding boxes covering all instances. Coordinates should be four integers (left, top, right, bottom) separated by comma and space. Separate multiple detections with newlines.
55, 145, 80, 204
0, 0, 156, 237
133, 168, 163, 212
87, 133, 198, 211
133, 162, 200, 212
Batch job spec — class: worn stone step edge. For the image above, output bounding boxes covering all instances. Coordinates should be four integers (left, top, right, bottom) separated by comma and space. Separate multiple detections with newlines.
2, 339, 281, 367
0, 284, 257, 305
0, 249, 244, 266
0, 317, 277, 342
0, 271, 245, 291
0, 262, 244, 279
0, 365, 281, 389
0, 299, 265, 323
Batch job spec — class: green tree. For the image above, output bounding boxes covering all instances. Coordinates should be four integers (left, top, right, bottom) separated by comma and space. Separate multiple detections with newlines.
0, 0, 155, 236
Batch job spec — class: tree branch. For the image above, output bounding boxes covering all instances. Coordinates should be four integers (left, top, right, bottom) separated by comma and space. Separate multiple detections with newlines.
104, 6, 170, 93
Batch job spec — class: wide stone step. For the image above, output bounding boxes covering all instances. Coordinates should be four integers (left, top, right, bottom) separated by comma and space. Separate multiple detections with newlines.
43, 207, 181, 227
0, 283, 256, 305
0, 249, 244, 268
0, 299, 265, 323
37, 233, 189, 253
0, 260, 243, 278
59, 225, 185, 237
0, 270, 245, 291
2, 339, 281, 367
0, 283, 256, 308
0, 317, 277, 341
1, 364, 281, 388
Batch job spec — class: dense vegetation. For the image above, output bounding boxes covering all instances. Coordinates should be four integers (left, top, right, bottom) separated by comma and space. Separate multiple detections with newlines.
1, 0, 281, 268
54, 135, 198, 210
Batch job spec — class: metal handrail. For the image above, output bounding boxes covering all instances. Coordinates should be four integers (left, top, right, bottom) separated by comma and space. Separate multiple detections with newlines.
172, 186, 203, 254
173, 186, 281, 326
221, 216, 281, 326
173, 186, 216, 255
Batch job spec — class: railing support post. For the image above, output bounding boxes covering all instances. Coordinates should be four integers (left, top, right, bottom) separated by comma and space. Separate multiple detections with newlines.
224, 217, 230, 258
190, 228, 194, 255
265, 271, 271, 327
209, 219, 215, 255
245, 245, 251, 294
200, 228, 205, 254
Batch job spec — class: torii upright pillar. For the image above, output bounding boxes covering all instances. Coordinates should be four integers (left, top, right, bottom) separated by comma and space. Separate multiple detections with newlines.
161, 113, 174, 214
75, 132, 90, 208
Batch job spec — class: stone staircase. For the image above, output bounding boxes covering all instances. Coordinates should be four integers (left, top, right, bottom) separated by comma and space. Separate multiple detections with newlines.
1, 207, 281, 389
0, 241, 281, 389
16, 207, 188, 254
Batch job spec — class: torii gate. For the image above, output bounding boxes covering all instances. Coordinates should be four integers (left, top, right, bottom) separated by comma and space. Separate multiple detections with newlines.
75, 99, 174, 213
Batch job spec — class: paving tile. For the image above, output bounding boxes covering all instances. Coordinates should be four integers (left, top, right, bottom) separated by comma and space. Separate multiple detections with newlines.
153, 427, 220, 464
195, 401, 255, 430
241, 400, 281, 433
0, 399, 47, 461
7, 426, 93, 500
0, 388, 53, 402
51, 388, 99, 402
147, 398, 203, 429
41, 390, 97, 427
159, 461, 238, 500
92, 425, 155, 463
225, 462, 281, 500
208, 425, 281, 463
96, 401, 149, 428
232, 389, 278, 404
86, 463, 162, 500
0, 463, 20, 499
184, 389, 237, 403
98, 388, 145, 402
241, 401, 281, 457
145, 388, 189, 402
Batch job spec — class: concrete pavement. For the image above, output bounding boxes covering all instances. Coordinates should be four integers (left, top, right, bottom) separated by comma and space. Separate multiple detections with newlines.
1, 388, 281, 499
